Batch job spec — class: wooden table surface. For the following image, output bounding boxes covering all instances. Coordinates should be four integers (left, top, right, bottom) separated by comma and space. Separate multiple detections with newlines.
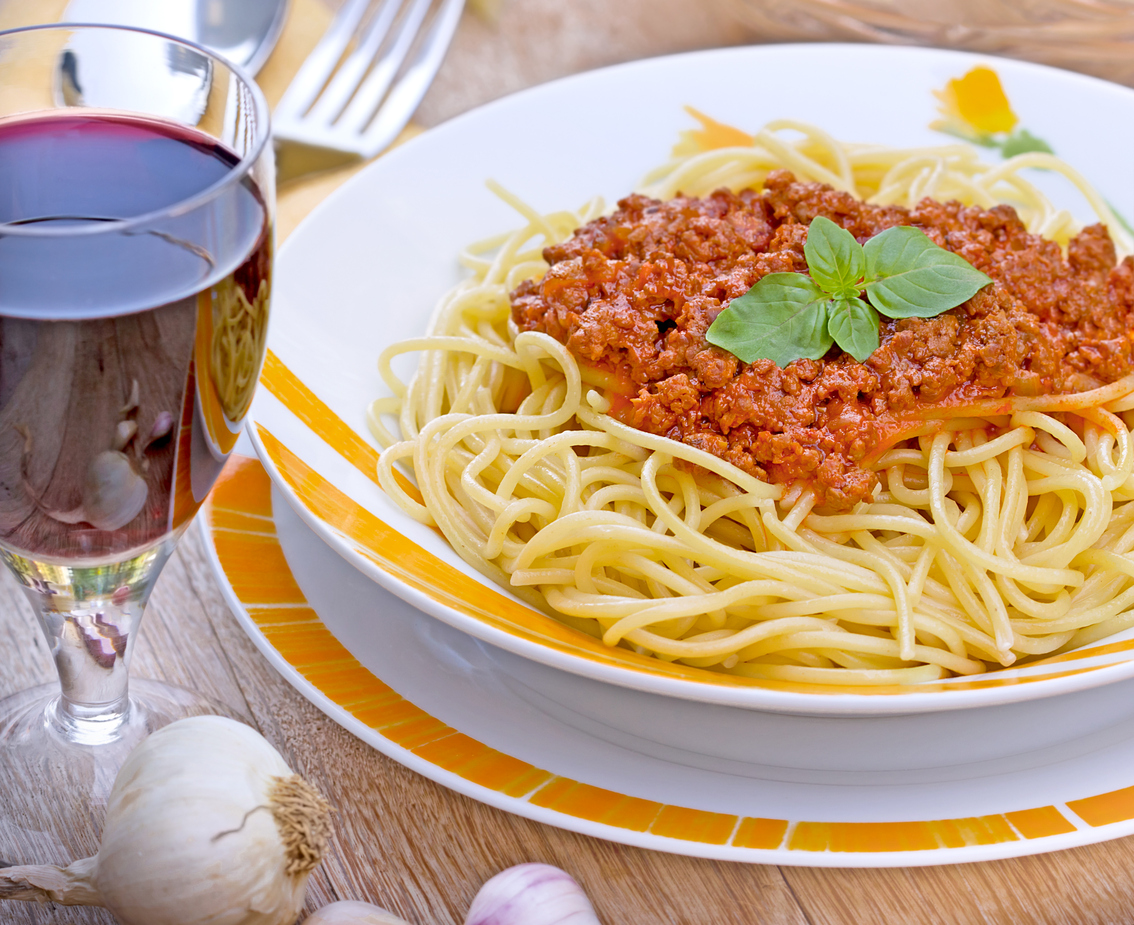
5, 1, 1134, 922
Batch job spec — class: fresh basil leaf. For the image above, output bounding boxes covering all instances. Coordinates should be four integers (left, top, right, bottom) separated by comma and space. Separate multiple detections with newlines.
707, 273, 833, 367
827, 297, 880, 362
804, 216, 864, 297
863, 225, 992, 318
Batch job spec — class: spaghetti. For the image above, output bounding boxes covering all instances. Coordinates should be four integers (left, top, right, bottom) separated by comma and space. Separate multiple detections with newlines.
211, 275, 270, 422
369, 118, 1134, 686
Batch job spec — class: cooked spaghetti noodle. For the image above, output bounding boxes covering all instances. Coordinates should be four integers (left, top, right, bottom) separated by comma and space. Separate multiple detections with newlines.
369, 118, 1134, 686
211, 276, 270, 421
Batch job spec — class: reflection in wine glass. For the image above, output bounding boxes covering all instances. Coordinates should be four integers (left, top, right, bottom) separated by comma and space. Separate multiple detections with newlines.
0, 24, 274, 860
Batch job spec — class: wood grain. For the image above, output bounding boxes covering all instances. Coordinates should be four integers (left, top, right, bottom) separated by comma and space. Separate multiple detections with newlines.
6, 1, 1134, 923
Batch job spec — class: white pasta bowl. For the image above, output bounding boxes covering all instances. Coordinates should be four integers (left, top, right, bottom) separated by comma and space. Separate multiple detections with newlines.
251, 43, 1134, 718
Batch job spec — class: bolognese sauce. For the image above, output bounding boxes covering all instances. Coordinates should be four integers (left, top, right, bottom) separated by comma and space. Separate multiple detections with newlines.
511, 170, 1134, 510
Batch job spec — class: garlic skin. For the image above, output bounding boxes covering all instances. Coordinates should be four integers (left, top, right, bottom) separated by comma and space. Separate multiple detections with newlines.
304, 901, 411, 924
120, 378, 140, 414
113, 419, 138, 451
82, 450, 148, 531
464, 864, 599, 925
0, 716, 332, 925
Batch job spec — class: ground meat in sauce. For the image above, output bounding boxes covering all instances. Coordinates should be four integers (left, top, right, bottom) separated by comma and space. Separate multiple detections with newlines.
509, 170, 1134, 511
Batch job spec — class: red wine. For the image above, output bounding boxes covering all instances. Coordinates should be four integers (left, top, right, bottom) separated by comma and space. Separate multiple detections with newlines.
0, 112, 271, 561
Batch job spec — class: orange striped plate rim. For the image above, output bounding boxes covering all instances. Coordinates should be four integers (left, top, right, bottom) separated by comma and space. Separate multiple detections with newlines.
203, 454, 1128, 855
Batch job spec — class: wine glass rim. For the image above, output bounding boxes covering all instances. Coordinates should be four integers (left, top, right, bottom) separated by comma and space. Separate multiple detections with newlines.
0, 22, 272, 239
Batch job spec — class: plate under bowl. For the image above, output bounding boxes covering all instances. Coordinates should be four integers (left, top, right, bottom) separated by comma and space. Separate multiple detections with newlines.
203, 456, 1134, 865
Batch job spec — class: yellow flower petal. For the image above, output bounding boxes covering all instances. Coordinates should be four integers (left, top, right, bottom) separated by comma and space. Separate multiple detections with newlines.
673, 106, 755, 156
947, 66, 1018, 135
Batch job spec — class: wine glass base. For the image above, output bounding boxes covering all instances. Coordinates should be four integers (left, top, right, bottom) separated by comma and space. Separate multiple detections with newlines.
0, 679, 246, 868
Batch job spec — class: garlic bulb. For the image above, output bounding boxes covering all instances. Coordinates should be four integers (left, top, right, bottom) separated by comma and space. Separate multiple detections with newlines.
304, 901, 411, 924
464, 864, 599, 925
0, 716, 332, 925
113, 419, 138, 451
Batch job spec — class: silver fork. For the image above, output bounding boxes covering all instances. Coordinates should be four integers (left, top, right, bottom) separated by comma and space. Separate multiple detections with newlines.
273, 0, 465, 182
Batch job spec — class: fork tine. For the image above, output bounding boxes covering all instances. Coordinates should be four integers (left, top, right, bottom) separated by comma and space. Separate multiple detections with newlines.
359, 0, 464, 157
274, 0, 465, 177
335, 0, 435, 135
275, 0, 374, 120
306, 0, 404, 125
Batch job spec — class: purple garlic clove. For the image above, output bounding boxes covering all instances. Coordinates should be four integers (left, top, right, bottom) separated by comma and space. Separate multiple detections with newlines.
149, 411, 174, 442
465, 864, 600, 925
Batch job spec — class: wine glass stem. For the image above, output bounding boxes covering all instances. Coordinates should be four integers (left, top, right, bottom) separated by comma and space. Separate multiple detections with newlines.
2, 541, 172, 744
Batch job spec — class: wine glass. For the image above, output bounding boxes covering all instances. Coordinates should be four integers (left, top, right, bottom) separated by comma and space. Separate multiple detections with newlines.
0, 24, 273, 859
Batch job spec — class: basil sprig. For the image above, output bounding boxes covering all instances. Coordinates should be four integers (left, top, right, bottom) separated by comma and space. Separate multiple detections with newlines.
706, 216, 993, 365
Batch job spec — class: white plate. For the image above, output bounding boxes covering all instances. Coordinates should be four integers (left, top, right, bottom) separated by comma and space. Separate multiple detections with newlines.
203, 455, 1134, 865
250, 42, 1134, 715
